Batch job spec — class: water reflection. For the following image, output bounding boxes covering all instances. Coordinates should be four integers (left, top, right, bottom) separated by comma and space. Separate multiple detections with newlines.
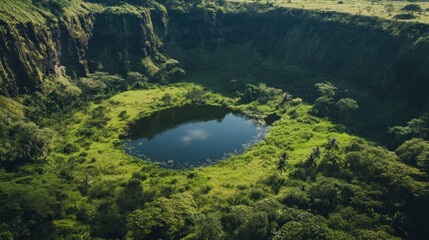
124, 105, 273, 169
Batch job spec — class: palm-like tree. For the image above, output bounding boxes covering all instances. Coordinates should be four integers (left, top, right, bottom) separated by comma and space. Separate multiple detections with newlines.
325, 137, 340, 154
277, 152, 288, 174
280, 92, 293, 105
281, 152, 289, 161
312, 147, 322, 159
304, 147, 322, 169
277, 159, 287, 175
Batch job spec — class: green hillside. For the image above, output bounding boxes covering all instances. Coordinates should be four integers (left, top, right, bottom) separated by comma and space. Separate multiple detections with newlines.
0, 0, 428, 239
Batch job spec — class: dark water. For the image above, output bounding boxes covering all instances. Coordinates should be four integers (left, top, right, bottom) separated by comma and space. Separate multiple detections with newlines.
124, 105, 270, 169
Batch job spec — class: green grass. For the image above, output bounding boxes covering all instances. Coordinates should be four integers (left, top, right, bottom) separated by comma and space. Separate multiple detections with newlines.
0, 0, 102, 24
0, 95, 25, 119
230, 0, 429, 24
46, 82, 356, 210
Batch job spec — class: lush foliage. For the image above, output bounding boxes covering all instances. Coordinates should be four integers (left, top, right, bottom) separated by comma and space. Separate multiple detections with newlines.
0, 0, 428, 239
1, 80, 427, 239
311, 82, 359, 121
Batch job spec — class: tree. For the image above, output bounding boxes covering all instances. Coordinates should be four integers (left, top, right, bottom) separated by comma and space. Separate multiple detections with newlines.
78, 77, 107, 96
263, 174, 286, 194
277, 152, 288, 174
0, 121, 54, 168
241, 84, 260, 103
402, 4, 423, 15
220, 206, 269, 239
274, 216, 329, 240
186, 88, 207, 104
0, 183, 59, 239
280, 92, 294, 105
161, 93, 173, 106
117, 178, 145, 212
312, 82, 344, 117
336, 98, 358, 119
304, 147, 322, 170
126, 71, 145, 83
395, 138, 429, 174
315, 82, 337, 97
313, 95, 334, 117
325, 137, 340, 154
126, 193, 197, 240
235, 212, 269, 240
388, 114, 429, 142
221, 205, 254, 235
193, 214, 225, 240
312, 147, 322, 159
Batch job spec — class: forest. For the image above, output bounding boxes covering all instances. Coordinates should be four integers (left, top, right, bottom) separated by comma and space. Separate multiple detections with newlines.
0, 0, 429, 239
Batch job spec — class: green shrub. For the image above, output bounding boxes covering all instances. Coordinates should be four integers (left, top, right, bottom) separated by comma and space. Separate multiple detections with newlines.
62, 143, 80, 154
0, 121, 54, 168
250, 188, 266, 201
200, 185, 212, 194
280, 188, 310, 208
395, 138, 429, 173
262, 174, 286, 194
126, 193, 197, 240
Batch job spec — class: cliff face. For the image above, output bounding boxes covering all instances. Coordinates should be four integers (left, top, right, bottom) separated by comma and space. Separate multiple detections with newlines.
86, 9, 164, 75
0, 15, 93, 96
167, 7, 429, 107
0, 7, 165, 96
1, 4, 428, 108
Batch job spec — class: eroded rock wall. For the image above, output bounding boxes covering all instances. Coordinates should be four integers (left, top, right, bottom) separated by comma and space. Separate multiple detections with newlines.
167, 7, 429, 106
0, 7, 165, 96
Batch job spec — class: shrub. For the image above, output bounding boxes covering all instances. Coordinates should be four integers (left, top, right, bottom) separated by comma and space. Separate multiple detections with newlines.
193, 215, 225, 240
126, 193, 197, 240
132, 172, 148, 181
312, 96, 334, 117
393, 13, 415, 20
395, 138, 429, 174
280, 188, 310, 208
240, 83, 283, 104
118, 110, 128, 120
161, 93, 173, 105
262, 174, 286, 194
62, 143, 80, 154
402, 4, 423, 14
186, 88, 207, 104
250, 189, 266, 200
290, 98, 302, 106
200, 185, 212, 194
0, 121, 54, 168
315, 82, 337, 97
336, 98, 359, 119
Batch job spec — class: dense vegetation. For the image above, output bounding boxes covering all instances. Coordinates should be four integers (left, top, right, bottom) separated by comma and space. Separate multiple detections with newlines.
0, 0, 428, 240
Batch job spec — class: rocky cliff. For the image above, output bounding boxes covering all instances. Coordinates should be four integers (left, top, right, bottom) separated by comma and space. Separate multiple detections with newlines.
0, 4, 166, 96
1, 2, 429, 108
167, 5, 429, 107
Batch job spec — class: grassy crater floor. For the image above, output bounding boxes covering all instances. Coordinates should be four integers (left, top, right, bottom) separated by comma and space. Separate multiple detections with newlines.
230, 0, 429, 24
2, 79, 427, 239
50, 82, 355, 209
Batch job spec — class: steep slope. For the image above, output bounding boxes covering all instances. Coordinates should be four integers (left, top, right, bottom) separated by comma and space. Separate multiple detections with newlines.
0, 1, 167, 96
1, 2, 428, 108
166, 5, 429, 107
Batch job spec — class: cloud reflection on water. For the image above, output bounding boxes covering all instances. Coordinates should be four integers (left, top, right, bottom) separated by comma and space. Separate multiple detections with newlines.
181, 129, 209, 144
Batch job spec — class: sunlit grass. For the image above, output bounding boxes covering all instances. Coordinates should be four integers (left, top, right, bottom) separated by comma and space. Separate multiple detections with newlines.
48, 82, 358, 209
0, 96, 25, 119
230, 0, 429, 23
